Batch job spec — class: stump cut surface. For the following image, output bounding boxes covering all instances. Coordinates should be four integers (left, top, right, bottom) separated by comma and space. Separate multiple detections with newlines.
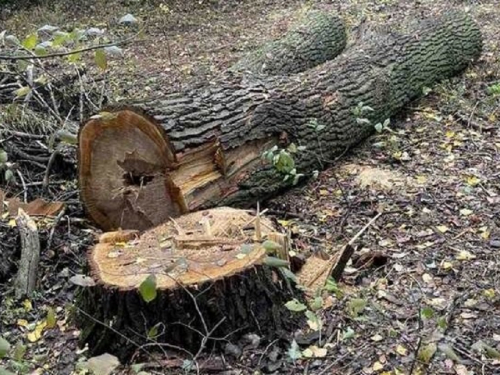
90, 207, 276, 289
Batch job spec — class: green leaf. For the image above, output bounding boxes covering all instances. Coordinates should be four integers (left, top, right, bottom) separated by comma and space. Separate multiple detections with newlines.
46, 307, 56, 329
287, 339, 302, 362
0, 149, 8, 165
280, 268, 298, 283
262, 240, 282, 253
14, 86, 31, 98
305, 310, 322, 331
438, 343, 461, 362
139, 274, 157, 303
418, 343, 437, 364
309, 296, 323, 311
263, 256, 289, 268
285, 299, 307, 312
4, 169, 14, 182
12, 342, 26, 361
275, 150, 295, 173
346, 298, 367, 318
287, 143, 297, 153
56, 129, 78, 145
67, 51, 82, 63
147, 323, 162, 339
52, 31, 70, 46
34, 45, 47, 56
421, 306, 434, 319
22, 33, 38, 49
472, 340, 500, 359
95, 49, 107, 70
342, 327, 355, 340
130, 363, 146, 374
374, 123, 383, 133
12, 341, 26, 361
437, 316, 447, 330
0, 336, 10, 359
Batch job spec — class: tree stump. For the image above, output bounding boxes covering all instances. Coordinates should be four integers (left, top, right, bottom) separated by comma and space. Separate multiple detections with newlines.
77, 207, 303, 359
78, 12, 482, 231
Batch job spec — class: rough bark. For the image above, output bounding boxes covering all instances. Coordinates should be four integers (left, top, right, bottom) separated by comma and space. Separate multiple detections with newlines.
76, 208, 302, 359
230, 10, 346, 75
78, 12, 482, 231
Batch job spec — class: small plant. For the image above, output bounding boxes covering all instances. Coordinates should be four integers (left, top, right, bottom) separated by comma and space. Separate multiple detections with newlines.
0, 148, 15, 184
352, 101, 375, 125
262, 143, 305, 185
374, 118, 391, 133
487, 83, 500, 96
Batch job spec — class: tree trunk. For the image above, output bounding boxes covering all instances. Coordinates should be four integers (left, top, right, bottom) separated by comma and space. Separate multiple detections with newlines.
76, 207, 302, 359
230, 10, 346, 75
78, 12, 482, 231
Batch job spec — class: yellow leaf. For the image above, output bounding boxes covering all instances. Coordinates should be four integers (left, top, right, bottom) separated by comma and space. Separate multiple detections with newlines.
17, 319, 29, 327
422, 273, 433, 283
436, 225, 449, 233
23, 299, 32, 311
456, 250, 476, 261
302, 345, 327, 358
27, 321, 47, 342
94, 48, 107, 70
459, 208, 473, 216
445, 130, 455, 138
466, 176, 481, 186
8, 218, 17, 227
371, 334, 384, 342
416, 175, 427, 184
396, 344, 408, 356
488, 113, 496, 123
22, 33, 38, 49
372, 361, 384, 371
483, 289, 495, 299
14, 86, 31, 98
441, 261, 453, 270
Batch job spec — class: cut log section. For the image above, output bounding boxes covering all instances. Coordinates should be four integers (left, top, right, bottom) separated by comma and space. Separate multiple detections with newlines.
78, 12, 482, 231
230, 10, 346, 75
77, 207, 302, 358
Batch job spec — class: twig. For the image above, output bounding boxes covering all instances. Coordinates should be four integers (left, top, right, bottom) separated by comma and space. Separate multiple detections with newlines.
15, 169, 28, 203
43, 149, 59, 189
0, 30, 143, 61
46, 207, 66, 251
348, 211, 383, 246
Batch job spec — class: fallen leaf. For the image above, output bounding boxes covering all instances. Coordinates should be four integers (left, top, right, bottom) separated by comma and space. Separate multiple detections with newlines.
459, 208, 473, 216
436, 225, 449, 233
27, 321, 47, 342
302, 345, 327, 358
396, 344, 408, 356
81, 353, 120, 375
456, 250, 476, 261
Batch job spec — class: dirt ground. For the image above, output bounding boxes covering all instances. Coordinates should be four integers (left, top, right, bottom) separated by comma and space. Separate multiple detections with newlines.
1, 0, 500, 374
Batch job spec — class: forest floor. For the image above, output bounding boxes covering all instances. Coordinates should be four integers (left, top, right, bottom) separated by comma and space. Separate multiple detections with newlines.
1, 0, 500, 374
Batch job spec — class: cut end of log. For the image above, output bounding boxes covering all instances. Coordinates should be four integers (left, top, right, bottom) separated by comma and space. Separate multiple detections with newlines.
90, 207, 275, 289
79, 107, 276, 231
79, 108, 181, 231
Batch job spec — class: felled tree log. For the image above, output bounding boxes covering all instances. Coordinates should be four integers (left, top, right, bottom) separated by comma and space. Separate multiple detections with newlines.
78, 12, 482, 231
230, 10, 346, 75
76, 207, 301, 358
